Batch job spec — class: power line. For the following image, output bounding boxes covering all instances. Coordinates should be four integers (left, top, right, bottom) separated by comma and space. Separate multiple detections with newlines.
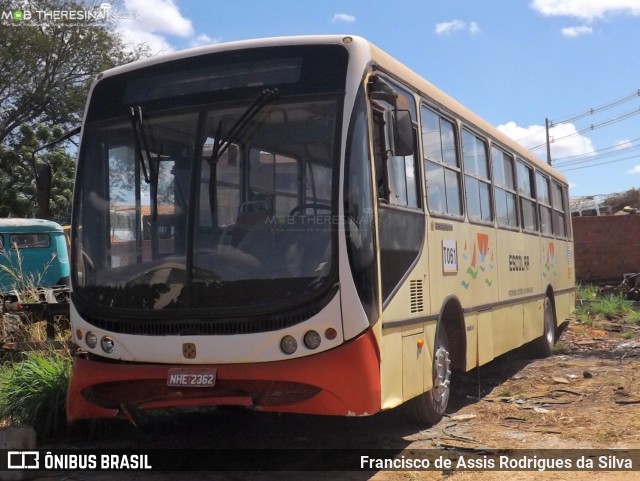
557, 153, 640, 172
553, 137, 640, 163
556, 146, 640, 168
508, 88, 640, 171
527, 107, 640, 151
515, 90, 640, 143
514, 126, 546, 143
551, 89, 640, 126
554, 139, 640, 166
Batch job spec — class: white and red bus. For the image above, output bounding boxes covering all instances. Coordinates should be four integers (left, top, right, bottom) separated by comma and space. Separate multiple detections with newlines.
68, 35, 575, 424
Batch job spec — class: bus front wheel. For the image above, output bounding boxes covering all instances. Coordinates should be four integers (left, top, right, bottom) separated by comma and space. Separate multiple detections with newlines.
407, 327, 452, 425
532, 296, 555, 358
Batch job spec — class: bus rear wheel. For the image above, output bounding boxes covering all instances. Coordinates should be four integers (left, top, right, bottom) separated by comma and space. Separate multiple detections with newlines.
407, 326, 451, 425
532, 296, 555, 358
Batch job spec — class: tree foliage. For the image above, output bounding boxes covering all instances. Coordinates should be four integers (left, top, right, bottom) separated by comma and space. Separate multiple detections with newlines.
0, 0, 147, 221
0, 124, 75, 221
603, 188, 640, 214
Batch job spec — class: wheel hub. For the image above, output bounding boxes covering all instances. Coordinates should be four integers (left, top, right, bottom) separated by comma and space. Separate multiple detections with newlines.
433, 346, 451, 403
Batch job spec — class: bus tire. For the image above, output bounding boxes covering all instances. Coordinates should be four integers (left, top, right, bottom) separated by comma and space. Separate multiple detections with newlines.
407, 326, 451, 425
533, 296, 555, 358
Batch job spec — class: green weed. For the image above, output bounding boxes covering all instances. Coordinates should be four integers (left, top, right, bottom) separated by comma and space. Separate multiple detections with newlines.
576, 284, 599, 300
575, 295, 632, 321
0, 349, 71, 438
0, 244, 56, 301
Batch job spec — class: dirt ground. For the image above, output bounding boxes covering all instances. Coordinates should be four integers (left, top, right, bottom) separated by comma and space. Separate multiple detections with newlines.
26, 322, 640, 481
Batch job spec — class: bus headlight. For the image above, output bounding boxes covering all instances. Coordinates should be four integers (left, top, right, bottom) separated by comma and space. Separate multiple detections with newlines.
85, 332, 98, 349
303, 330, 321, 350
324, 328, 337, 340
280, 335, 297, 355
100, 336, 115, 353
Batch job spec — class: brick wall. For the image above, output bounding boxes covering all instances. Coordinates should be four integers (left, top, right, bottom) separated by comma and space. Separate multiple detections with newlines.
572, 215, 640, 283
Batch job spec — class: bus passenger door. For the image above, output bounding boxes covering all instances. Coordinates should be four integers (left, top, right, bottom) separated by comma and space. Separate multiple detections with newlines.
368, 76, 429, 404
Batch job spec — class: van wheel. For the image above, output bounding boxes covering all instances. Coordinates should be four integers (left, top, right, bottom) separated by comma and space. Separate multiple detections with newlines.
407, 327, 451, 425
533, 297, 555, 358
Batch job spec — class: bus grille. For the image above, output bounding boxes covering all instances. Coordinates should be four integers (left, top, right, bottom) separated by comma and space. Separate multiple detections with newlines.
85, 308, 319, 336
75, 285, 338, 336
84, 379, 321, 408
410, 279, 424, 313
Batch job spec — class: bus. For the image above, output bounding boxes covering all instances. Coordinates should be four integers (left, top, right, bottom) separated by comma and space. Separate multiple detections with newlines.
66, 35, 575, 424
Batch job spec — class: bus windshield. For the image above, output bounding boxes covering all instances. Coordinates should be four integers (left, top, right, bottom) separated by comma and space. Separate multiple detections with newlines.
73, 45, 346, 318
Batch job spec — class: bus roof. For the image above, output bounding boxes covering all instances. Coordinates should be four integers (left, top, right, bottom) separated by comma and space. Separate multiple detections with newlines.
0, 218, 64, 233
93, 34, 566, 185
365, 40, 567, 184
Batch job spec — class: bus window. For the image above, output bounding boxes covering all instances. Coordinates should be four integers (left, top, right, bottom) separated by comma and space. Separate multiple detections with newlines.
305, 162, 331, 207
376, 111, 420, 208
462, 129, 492, 223
551, 181, 567, 238
202, 142, 241, 230
344, 86, 378, 324
516, 159, 538, 232
536, 172, 553, 236
249, 149, 299, 218
492, 146, 518, 228
422, 107, 461, 216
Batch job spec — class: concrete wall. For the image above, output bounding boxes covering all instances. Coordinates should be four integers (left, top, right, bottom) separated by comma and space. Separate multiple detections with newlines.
572, 215, 640, 283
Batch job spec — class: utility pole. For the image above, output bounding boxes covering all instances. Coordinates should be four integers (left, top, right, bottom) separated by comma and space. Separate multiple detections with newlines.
545, 118, 552, 166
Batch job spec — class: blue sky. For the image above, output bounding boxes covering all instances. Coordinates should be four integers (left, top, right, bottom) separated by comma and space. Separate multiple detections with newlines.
115, 0, 640, 199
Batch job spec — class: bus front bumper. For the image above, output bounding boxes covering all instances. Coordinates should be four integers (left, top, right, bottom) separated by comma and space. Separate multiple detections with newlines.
67, 329, 381, 422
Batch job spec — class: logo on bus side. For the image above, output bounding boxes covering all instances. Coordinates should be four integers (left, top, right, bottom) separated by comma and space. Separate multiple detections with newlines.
509, 255, 530, 272
460, 233, 494, 289
543, 242, 556, 278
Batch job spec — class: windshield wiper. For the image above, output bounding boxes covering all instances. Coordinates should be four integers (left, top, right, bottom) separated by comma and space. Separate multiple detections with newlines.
210, 88, 279, 164
130, 106, 150, 184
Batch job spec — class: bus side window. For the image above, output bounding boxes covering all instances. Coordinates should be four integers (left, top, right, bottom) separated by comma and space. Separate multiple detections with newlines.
492, 146, 518, 228
462, 129, 492, 223
551, 181, 567, 238
536, 172, 553, 236
422, 106, 462, 216
516, 159, 538, 232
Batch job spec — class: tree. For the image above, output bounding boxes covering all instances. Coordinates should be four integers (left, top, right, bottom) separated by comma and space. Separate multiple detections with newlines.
0, 124, 75, 222
602, 188, 640, 214
0, 0, 148, 221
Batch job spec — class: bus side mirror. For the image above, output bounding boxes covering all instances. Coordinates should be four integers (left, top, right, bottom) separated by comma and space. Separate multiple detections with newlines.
392, 109, 414, 157
36, 163, 52, 219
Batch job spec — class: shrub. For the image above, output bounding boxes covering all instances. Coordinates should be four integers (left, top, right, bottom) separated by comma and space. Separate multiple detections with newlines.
576, 283, 599, 300
0, 349, 71, 438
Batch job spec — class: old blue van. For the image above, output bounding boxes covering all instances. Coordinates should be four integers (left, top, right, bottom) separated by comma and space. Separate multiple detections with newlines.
0, 219, 70, 291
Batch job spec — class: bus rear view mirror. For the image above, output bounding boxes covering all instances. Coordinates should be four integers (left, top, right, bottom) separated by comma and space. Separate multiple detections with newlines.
392, 109, 414, 157
369, 77, 398, 107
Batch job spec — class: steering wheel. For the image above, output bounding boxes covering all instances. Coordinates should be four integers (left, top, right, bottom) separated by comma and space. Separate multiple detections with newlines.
288, 203, 331, 216
126, 262, 220, 286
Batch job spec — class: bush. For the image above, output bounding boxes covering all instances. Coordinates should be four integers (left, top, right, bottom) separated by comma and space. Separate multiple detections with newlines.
575, 294, 632, 321
576, 283, 599, 300
0, 349, 71, 439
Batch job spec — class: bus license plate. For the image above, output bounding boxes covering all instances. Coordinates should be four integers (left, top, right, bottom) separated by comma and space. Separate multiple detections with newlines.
167, 368, 217, 387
